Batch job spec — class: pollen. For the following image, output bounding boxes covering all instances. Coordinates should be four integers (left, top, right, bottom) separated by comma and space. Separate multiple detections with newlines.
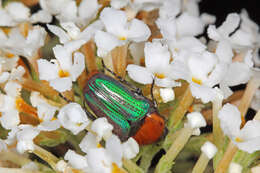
58, 70, 70, 78
155, 73, 165, 79
235, 137, 244, 143
15, 97, 38, 118
112, 163, 124, 173
2, 28, 11, 35
119, 36, 127, 41
192, 77, 202, 85
5, 52, 15, 58
97, 143, 102, 148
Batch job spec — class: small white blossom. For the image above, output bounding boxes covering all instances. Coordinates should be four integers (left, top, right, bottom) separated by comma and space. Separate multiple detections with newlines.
30, 92, 60, 131
0, 139, 7, 152
127, 40, 180, 87
159, 88, 175, 103
16, 125, 40, 153
91, 117, 113, 141
122, 137, 139, 159
95, 7, 151, 57
228, 162, 242, 173
186, 112, 206, 129
79, 132, 99, 154
37, 41, 85, 92
0, 81, 21, 129
58, 103, 90, 135
201, 141, 217, 159
218, 104, 260, 153
64, 150, 88, 170
0, 26, 47, 59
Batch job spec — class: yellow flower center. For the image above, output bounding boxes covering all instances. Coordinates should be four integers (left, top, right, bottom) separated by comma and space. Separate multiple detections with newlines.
192, 77, 202, 85
235, 137, 244, 143
5, 52, 15, 58
1, 28, 11, 35
58, 70, 70, 78
112, 163, 124, 173
155, 73, 165, 79
119, 36, 127, 41
97, 143, 102, 148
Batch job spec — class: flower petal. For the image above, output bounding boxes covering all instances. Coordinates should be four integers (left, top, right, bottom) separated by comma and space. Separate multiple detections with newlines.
126, 64, 153, 84
127, 19, 151, 42
218, 103, 241, 139
49, 77, 72, 92
70, 52, 85, 81
37, 59, 59, 81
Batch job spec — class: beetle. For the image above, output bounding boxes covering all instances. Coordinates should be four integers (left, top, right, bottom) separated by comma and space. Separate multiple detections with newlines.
81, 61, 166, 145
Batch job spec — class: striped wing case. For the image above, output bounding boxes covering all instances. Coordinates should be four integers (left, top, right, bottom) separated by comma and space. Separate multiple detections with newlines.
84, 73, 154, 141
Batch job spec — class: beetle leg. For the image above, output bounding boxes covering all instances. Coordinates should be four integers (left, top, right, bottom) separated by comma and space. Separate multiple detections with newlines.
151, 78, 158, 107
101, 59, 143, 95
59, 93, 72, 103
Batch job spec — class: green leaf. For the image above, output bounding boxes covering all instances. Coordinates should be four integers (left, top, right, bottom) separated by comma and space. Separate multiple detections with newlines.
0, 123, 10, 140
34, 128, 68, 147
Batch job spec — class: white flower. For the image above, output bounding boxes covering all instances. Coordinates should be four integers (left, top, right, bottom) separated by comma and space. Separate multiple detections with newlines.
228, 162, 242, 173
64, 150, 88, 170
127, 40, 180, 87
122, 137, 139, 159
186, 112, 206, 129
37, 41, 85, 92
40, 0, 100, 27
170, 50, 225, 103
0, 2, 30, 27
79, 132, 99, 154
16, 125, 40, 153
47, 20, 103, 44
0, 81, 21, 129
30, 92, 60, 131
91, 117, 113, 141
159, 87, 175, 103
201, 141, 217, 159
95, 7, 151, 57
86, 135, 123, 173
208, 13, 256, 50
0, 26, 47, 59
58, 103, 90, 135
218, 104, 260, 153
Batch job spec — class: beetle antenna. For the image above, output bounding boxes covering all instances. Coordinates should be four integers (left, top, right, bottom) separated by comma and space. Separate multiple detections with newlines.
101, 59, 143, 95
151, 78, 158, 107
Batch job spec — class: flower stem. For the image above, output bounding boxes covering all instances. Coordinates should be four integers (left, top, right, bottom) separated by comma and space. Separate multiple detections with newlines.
168, 86, 193, 128
32, 145, 59, 172
0, 167, 42, 173
0, 150, 30, 166
214, 142, 238, 173
155, 127, 193, 173
123, 158, 144, 173
192, 153, 210, 173
212, 97, 224, 149
238, 77, 260, 117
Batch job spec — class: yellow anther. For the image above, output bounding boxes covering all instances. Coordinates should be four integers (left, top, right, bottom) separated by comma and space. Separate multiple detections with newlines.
155, 73, 165, 79
58, 70, 70, 78
192, 77, 202, 85
235, 137, 244, 143
119, 36, 127, 41
97, 143, 102, 148
112, 163, 124, 173
5, 52, 15, 58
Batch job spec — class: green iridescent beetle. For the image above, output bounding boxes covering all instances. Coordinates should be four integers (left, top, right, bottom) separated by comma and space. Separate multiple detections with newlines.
83, 70, 165, 145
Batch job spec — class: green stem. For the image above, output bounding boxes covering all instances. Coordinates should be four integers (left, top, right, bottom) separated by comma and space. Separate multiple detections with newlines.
0, 167, 42, 173
123, 158, 144, 173
155, 127, 193, 173
167, 86, 193, 128
192, 153, 210, 173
